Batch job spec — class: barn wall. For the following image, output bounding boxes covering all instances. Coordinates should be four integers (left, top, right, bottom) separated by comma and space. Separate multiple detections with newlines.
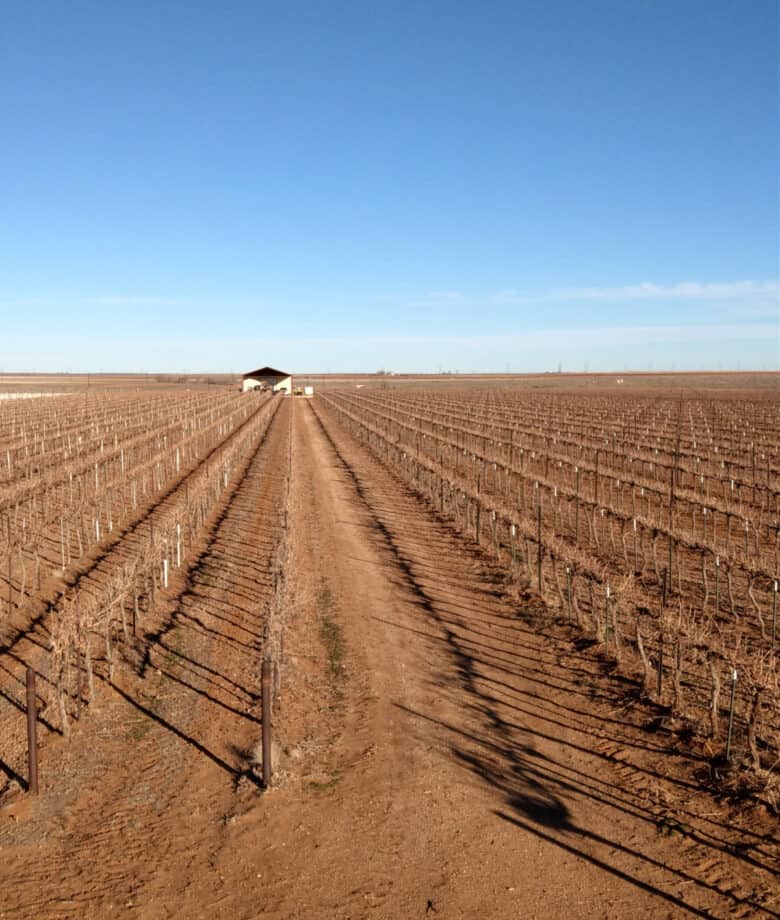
273, 376, 292, 394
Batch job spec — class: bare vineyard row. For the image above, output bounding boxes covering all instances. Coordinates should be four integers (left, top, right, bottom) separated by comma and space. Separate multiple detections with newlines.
0, 391, 261, 619
0, 389, 235, 485
364, 391, 780, 535
342, 392, 779, 607
320, 390, 779, 790
440, 389, 780, 495
2, 392, 282, 739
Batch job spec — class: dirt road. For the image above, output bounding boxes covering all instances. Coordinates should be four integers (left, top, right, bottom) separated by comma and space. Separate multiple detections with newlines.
0, 397, 777, 919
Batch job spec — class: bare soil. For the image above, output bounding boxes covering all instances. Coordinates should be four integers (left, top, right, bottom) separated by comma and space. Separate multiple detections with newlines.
0, 396, 778, 919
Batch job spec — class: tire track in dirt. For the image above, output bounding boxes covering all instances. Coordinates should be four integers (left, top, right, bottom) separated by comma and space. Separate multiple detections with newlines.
0, 399, 291, 918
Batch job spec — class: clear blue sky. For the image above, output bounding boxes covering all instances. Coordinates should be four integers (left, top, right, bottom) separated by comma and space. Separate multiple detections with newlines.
1, 1, 778, 373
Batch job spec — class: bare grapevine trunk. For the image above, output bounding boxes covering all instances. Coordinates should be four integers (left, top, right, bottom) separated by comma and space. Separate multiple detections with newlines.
18, 547, 27, 604
589, 508, 599, 550
56, 651, 71, 737
671, 640, 685, 715
746, 688, 763, 772
651, 532, 661, 581
620, 520, 629, 567
119, 596, 128, 638
747, 576, 768, 640
676, 545, 683, 594
727, 568, 736, 616
612, 603, 622, 664
589, 581, 601, 637
85, 632, 95, 703
635, 616, 652, 689
708, 657, 721, 739
568, 583, 580, 626
551, 556, 565, 610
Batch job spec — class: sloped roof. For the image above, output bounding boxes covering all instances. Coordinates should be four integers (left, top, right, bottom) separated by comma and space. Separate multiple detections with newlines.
242, 366, 291, 379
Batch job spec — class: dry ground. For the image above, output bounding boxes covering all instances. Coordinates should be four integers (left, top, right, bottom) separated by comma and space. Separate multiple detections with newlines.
0, 395, 778, 919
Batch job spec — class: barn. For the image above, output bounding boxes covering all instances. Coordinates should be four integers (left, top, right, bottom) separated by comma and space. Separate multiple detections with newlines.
241, 366, 293, 395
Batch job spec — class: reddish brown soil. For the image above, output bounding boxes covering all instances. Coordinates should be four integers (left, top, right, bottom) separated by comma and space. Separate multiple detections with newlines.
0, 397, 778, 919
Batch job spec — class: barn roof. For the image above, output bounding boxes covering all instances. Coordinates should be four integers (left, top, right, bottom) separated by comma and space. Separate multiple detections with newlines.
242, 366, 291, 379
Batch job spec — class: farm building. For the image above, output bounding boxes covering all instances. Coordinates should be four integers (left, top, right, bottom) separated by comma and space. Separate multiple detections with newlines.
241, 366, 293, 395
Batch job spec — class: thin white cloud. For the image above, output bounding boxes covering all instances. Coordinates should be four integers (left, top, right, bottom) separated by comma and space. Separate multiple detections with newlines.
491, 280, 779, 305
552, 280, 779, 302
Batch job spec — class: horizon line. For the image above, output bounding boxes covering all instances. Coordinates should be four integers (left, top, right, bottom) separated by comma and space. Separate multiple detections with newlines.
1, 369, 778, 378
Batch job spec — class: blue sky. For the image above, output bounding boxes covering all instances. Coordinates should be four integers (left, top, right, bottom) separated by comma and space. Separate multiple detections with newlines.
1, 1, 778, 373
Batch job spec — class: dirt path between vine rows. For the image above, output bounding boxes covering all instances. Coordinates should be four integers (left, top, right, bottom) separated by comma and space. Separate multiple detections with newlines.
0, 396, 778, 919
235, 397, 774, 920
